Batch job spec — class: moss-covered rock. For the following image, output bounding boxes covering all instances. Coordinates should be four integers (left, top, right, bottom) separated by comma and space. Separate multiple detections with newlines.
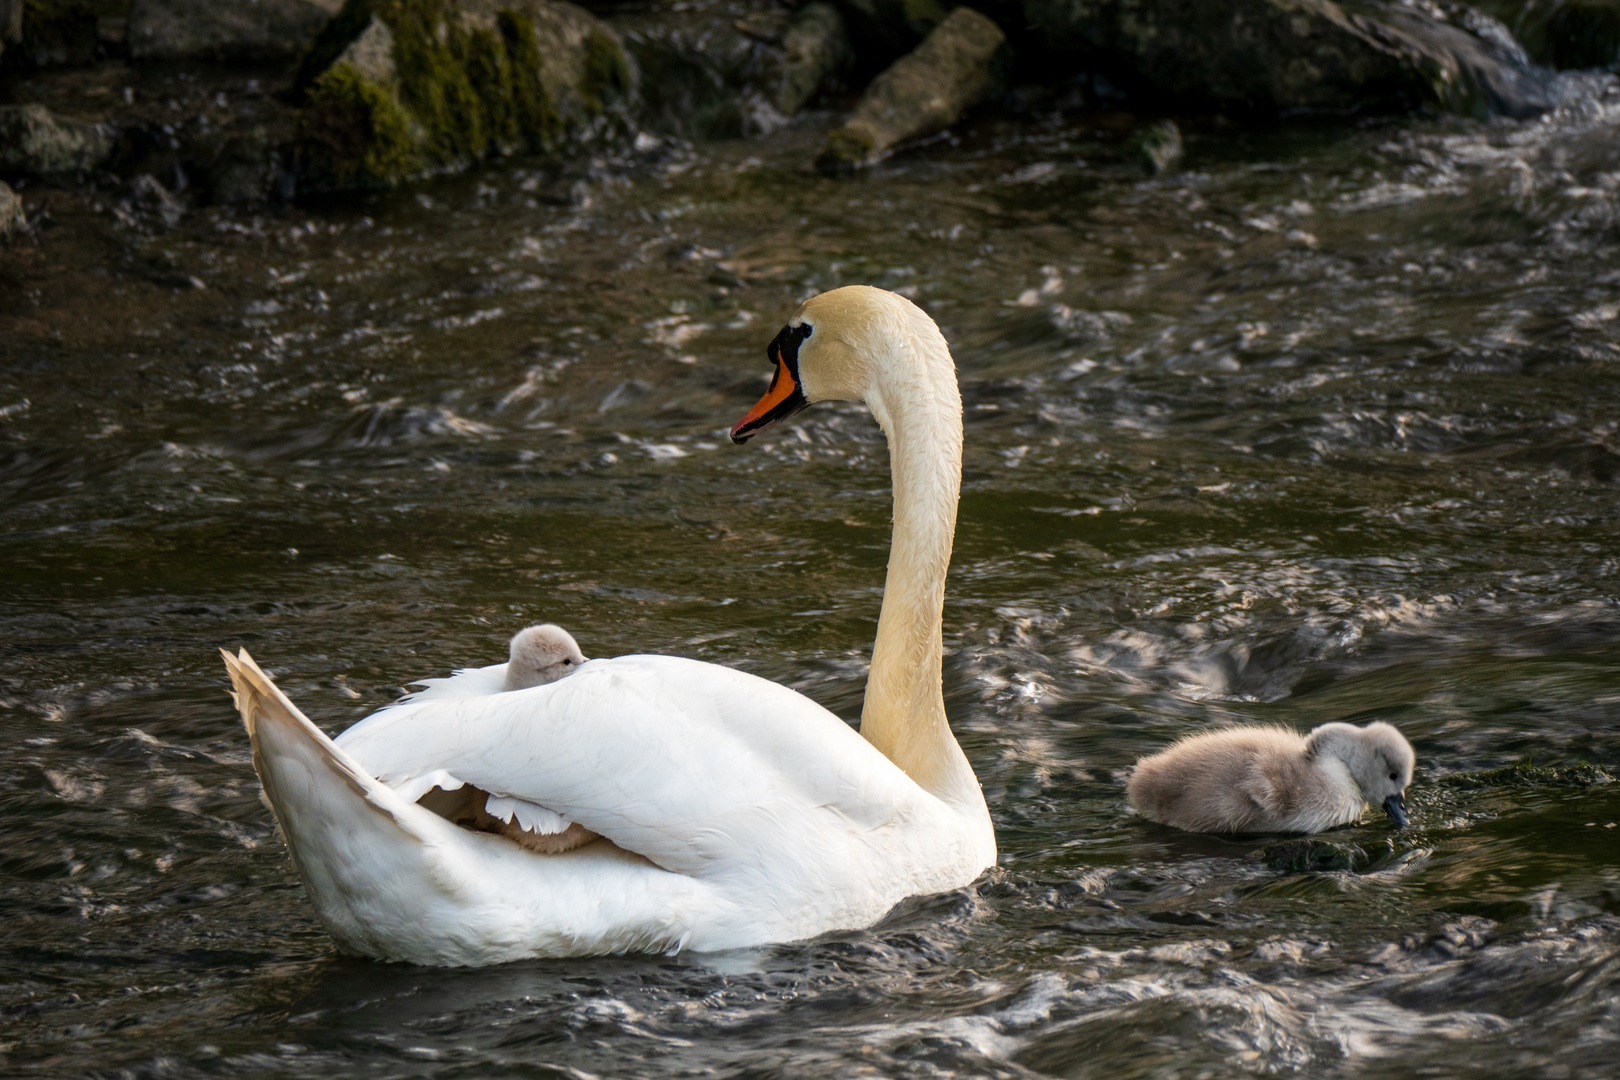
817, 5, 1005, 172
1434, 761, 1615, 790
294, 0, 634, 189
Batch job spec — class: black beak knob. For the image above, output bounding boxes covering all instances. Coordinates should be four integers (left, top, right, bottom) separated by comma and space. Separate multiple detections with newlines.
1383, 793, 1410, 828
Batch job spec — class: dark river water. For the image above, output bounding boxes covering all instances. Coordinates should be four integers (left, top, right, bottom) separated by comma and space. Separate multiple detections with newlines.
3, 68, 1620, 1079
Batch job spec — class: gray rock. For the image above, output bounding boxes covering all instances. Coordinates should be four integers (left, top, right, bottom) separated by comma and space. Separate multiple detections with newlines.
1020, 0, 1550, 118
122, 173, 186, 230
0, 180, 25, 237
0, 103, 114, 177
818, 5, 1006, 171
1474, 0, 1620, 70
1133, 118, 1181, 175
775, 3, 852, 115
617, 0, 793, 139
127, 0, 344, 60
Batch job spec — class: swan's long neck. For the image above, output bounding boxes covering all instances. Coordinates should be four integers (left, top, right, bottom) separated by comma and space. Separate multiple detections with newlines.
859, 326, 986, 822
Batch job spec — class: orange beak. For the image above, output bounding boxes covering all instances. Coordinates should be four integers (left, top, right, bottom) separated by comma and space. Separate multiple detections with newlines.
730, 345, 809, 443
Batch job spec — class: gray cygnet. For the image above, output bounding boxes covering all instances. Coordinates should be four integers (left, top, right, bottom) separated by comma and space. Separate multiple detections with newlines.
1127, 720, 1415, 834
502, 624, 588, 691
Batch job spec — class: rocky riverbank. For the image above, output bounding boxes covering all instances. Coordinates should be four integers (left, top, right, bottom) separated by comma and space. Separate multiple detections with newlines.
1, 0, 1616, 234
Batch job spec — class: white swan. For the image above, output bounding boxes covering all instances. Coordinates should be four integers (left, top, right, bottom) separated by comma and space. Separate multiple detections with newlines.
1126, 721, 1415, 834
223, 285, 996, 965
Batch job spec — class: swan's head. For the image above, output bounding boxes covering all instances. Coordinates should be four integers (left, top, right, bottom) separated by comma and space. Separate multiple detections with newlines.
730, 286, 941, 443
503, 624, 588, 691
1310, 721, 1416, 827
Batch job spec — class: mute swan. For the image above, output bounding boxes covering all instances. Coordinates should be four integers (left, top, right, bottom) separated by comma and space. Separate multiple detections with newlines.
503, 624, 587, 690
222, 285, 996, 965
1126, 721, 1415, 834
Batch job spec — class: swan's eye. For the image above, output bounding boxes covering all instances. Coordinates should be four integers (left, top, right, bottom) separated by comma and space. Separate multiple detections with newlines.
1389, 772, 1398, 781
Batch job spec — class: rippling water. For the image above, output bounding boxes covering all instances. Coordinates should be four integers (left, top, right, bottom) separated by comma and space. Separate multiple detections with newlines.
3, 71, 1620, 1078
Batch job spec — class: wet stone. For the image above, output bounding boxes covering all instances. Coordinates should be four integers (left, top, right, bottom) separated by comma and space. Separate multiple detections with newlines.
817, 4, 1006, 172
1132, 118, 1181, 175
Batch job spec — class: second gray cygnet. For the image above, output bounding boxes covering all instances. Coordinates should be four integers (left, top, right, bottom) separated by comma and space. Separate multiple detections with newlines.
1127, 720, 1415, 834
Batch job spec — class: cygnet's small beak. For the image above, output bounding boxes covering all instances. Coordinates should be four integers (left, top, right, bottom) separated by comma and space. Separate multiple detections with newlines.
731, 343, 809, 443
1382, 793, 1410, 828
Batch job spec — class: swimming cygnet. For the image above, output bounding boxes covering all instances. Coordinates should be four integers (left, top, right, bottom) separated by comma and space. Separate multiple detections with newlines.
502, 623, 587, 691
1127, 721, 1415, 834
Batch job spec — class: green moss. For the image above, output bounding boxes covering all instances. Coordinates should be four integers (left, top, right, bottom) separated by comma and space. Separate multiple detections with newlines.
580, 28, 632, 113
499, 10, 562, 151
300, 61, 422, 187
816, 124, 876, 173
1435, 761, 1615, 790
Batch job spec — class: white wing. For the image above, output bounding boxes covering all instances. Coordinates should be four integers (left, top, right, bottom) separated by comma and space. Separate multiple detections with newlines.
334, 655, 944, 883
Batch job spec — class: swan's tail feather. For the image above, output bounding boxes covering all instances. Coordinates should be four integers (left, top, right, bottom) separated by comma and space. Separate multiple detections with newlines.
223, 649, 703, 964
223, 648, 457, 956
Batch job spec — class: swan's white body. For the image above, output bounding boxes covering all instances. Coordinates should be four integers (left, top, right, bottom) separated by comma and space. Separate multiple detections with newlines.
225, 286, 997, 965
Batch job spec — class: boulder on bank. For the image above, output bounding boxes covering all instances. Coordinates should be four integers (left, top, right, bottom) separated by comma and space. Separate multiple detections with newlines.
1020, 0, 1550, 118
294, 0, 634, 189
127, 0, 345, 61
616, 0, 849, 139
0, 102, 113, 176
817, 5, 1004, 171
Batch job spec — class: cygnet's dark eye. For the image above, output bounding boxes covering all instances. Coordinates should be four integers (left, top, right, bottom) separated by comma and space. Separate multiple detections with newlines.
562, 658, 573, 665
1389, 772, 1398, 781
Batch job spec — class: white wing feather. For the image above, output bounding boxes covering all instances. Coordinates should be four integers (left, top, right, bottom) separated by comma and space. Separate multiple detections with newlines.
334, 655, 949, 884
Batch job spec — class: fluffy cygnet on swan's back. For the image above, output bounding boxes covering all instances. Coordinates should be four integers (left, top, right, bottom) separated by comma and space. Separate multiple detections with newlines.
1127, 721, 1415, 834
503, 624, 587, 691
